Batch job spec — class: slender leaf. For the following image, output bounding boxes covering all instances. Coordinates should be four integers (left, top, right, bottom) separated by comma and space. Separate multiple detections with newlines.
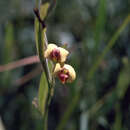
34, 1, 52, 82
38, 72, 49, 116
35, 17, 51, 83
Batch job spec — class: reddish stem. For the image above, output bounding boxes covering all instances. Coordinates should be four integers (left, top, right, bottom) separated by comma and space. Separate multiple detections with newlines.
0, 55, 39, 72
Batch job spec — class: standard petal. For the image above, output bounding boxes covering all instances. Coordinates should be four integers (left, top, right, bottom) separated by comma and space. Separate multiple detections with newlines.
44, 44, 58, 58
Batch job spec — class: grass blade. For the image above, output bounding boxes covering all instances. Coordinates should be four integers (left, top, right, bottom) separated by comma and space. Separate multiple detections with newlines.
87, 15, 130, 80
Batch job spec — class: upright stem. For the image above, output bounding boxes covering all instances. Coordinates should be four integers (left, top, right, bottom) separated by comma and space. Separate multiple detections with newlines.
34, 8, 52, 84
43, 108, 48, 130
34, 2, 55, 130
44, 31, 52, 83
44, 32, 48, 47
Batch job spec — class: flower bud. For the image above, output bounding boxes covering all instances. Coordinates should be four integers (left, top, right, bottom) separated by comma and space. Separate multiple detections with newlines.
53, 63, 76, 84
44, 44, 69, 63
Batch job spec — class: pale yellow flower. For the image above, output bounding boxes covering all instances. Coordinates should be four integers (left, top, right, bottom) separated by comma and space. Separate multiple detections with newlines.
53, 63, 76, 84
44, 44, 69, 63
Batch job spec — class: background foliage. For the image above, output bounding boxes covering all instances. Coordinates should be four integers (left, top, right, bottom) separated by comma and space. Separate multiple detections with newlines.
0, 0, 130, 130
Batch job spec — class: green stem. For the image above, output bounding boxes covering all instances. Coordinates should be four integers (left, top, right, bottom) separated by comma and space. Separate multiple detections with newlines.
34, 1, 55, 130
43, 108, 48, 130
34, 7, 51, 84
44, 31, 52, 83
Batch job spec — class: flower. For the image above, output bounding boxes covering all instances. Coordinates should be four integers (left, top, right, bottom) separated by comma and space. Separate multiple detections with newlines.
53, 63, 76, 84
44, 44, 69, 63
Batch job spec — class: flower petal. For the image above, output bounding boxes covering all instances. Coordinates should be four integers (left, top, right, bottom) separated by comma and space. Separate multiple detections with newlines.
58, 47, 69, 63
64, 64, 76, 83
53, 63, 76, 83
44, 44, 58, 58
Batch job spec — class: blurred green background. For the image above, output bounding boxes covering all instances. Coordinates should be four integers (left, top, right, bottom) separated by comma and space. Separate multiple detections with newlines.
0, 0, 130, 130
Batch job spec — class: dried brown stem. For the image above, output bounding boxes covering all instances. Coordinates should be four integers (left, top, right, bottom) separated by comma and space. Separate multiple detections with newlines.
0, 55, 39, 72
14, 65, 42, 86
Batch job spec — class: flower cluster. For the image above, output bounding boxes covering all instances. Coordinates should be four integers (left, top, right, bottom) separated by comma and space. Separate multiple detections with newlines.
44, 44, 76, 84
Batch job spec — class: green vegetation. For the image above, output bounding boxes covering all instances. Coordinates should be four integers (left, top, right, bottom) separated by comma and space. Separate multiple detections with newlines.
0, 0, 130, 130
